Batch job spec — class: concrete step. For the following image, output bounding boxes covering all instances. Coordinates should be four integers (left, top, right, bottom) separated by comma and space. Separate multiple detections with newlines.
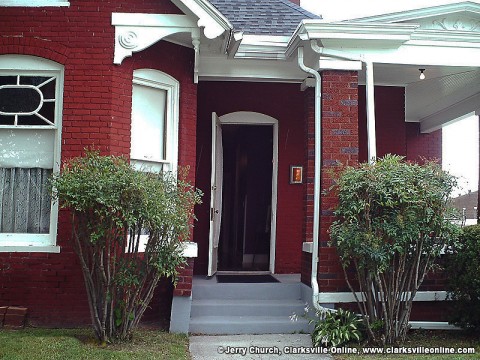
192, 282, 302, 301
191, 299, 307, 317
189, 275, 310, 335
189, 315, 312, 335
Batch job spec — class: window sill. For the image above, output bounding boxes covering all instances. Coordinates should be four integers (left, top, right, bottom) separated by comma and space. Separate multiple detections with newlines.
0, 1, 69, 6
0, 245, 60, 253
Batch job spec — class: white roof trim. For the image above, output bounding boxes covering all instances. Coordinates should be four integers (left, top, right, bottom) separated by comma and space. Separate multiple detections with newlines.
411, 30, 480, 44
234, 35, 291, 60
348, 1, 480, 24
284, 20, 419, 59
297, 20, 418, 42
232, 21, 419, 60
171, 0, 232, 39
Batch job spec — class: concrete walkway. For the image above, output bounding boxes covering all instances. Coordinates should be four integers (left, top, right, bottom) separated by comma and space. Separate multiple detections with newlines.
189, 334, 333, 360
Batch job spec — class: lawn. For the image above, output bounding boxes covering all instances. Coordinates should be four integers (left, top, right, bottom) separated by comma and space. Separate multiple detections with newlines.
334, 330, 480, 360
0, 328, 190, 360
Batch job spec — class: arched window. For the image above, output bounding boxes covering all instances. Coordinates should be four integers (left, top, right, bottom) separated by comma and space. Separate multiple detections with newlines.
130, 69, 179, 173
0, 55, 63, 251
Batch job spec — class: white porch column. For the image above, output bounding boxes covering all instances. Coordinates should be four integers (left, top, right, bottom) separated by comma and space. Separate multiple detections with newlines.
365, 61, 377, 162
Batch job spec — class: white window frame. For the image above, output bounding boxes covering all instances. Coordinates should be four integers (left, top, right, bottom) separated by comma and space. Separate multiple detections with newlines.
128, 70, 179, 253
0, 0, 69, 7
0, 55, 63, 253
130, 69, 179, 173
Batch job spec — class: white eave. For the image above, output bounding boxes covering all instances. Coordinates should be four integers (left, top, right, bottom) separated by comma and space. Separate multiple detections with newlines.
348, 1, 480, 24
232, 22, 418, 61
171, 0, 232, 39
410, 29, 480, 46
295, 20, 419, 42
234, 35, 291, 60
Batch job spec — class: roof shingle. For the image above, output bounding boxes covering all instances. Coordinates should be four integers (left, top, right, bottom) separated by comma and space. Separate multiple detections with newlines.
209, 0, 320, 35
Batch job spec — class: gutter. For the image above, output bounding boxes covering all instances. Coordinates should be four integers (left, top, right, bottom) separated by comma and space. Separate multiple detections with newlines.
297, 47, 324, 311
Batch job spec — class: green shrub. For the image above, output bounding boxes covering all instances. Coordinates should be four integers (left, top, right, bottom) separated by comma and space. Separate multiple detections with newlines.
329, 155, 460, 345
311, 308, 363, 347
50, 150, 202, 343
447, 224, 480, 332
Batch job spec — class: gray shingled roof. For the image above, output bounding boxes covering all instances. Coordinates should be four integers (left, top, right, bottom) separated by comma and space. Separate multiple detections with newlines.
209, 0, 320, 35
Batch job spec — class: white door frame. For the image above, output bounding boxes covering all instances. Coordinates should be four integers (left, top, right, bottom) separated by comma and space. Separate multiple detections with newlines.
214, 111, 279, 274
208, 113, 223, 277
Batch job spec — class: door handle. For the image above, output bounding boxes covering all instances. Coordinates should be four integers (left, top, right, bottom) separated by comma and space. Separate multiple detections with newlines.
210, 208, 219, 221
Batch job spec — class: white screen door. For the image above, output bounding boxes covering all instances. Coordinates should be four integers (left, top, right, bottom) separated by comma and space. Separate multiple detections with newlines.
208, 112, 223, 276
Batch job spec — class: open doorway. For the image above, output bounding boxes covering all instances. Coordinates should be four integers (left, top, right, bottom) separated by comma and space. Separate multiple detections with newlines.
218, 125, 273, 271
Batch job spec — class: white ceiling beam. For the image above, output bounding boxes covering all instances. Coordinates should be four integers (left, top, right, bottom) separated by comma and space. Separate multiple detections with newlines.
420, 92, 480, 133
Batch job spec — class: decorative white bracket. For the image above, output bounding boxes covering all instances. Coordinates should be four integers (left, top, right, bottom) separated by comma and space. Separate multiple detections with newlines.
112, 13, 198, 65
112, 13, 214, 83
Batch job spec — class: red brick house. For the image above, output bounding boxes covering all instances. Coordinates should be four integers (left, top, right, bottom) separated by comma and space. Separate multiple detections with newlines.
0, 0, 479, 333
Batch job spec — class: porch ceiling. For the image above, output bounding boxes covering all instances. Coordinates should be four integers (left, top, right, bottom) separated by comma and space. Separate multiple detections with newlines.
358, 63, 480, 133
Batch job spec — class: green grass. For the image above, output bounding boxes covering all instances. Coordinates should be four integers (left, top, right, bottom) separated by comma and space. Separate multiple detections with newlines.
0, 328, 190, 360
335, 330, 480, 359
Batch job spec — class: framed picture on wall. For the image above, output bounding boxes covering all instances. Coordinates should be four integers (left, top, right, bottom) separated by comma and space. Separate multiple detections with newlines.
290, 165, 303, 184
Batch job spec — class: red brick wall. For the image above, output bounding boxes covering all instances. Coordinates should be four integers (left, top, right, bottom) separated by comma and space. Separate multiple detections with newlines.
0, 1, 196, 326
194, 82, 306, 274
358, 86, 406, 162
357, 85, 442, 164
406, 123, 442, 163
174, 258, 194, 297
301, 71, 359, 290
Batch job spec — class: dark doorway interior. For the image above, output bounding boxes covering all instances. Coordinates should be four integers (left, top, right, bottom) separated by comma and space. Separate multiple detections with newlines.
218, 125, 273, 271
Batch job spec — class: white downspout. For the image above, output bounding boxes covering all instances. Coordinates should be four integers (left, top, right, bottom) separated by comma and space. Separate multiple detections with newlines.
365, 61, 377, 161
297, 47, 323, 311
309, 40, 377, 162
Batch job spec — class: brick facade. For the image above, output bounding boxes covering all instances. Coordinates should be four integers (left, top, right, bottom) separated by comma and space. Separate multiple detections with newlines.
406, 123, 442, 163
358, 85, 442, 163
0, 1, 196, 326
0, 2, 446, 328
173, 258, 194, 297
358, 86, 406, 162
301, 71, 360, 291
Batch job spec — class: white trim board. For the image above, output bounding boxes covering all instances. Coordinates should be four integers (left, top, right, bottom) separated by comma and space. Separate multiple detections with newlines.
0, 246, 61, 253
349, 2, 480, 24
319, 291, 448, 303
0, 0, 69, 6
171, 0, 232, 39
409, 321, 460, 330
301, 284, 458, 330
